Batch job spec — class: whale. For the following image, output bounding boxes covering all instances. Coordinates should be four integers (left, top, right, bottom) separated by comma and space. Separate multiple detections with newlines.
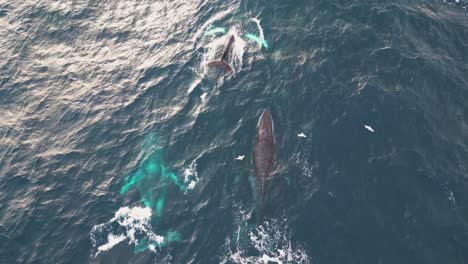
253, 109, 276, 207
207, 35, 235, 74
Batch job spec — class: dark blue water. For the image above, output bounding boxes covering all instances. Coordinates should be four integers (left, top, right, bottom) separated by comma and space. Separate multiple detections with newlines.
1, 0, 468, 263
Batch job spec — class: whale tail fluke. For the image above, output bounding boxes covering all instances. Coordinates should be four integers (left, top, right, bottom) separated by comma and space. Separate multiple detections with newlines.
207, 60, 234, 74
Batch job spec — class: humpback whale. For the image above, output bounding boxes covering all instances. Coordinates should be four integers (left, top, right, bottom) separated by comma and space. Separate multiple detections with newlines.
207, 35, 235, 74
253, 109, 276, 206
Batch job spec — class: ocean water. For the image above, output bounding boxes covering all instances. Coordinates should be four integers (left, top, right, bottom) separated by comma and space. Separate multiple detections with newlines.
1, 0, 468, 263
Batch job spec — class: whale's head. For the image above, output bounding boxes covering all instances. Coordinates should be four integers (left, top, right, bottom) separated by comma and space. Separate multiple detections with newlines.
257, 109, 274, 141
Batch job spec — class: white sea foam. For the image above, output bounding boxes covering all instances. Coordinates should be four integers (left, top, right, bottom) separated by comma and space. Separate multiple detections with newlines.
90, 206, 164, 256
200, 92, 208, 102
250, 18, 265, 49
97, 234, 127, 252
220, 207, 311, 264
183, 160, 199, 191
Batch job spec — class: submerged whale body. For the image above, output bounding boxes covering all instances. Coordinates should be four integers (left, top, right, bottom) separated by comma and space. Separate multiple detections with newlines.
253, 109, 276, 206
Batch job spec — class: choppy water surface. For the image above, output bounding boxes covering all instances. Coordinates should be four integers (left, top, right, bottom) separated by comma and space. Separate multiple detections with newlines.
1, 0, 468, 263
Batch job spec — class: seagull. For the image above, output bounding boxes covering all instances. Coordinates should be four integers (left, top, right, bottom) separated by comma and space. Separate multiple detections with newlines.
364, 125, 375, 133
235, 155, 245, 161
297, 132, 307, 138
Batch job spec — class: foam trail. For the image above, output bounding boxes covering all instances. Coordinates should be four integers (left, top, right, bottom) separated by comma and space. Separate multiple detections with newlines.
220, 206, 311, 264
229, 27, 247, 73
249, 18, 268, 49
251, 18, 264, 42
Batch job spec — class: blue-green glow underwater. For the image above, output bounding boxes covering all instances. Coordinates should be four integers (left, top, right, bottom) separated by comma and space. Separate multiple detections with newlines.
120, 134, 187, 252
244, 33, 268, 49
204, 27, 226, 36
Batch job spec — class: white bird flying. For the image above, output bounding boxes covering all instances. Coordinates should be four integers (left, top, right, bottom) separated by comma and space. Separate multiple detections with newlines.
364, 125, 375, 133
297, 132, 307, 138
235, 155, 245, 161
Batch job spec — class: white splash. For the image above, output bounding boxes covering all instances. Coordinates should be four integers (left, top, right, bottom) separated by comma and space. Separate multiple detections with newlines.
364, 125, 375, 133
200, 92, 208, 102
250, 18, 265, 49
297, 133, 307, 138
90, 206, 164, 256
235, 155, 245, 161
97, 234, 127, 252
183, 160, 199, 191
220, 207, 311, 264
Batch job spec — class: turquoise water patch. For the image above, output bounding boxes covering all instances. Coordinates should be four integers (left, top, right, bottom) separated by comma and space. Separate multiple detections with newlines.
120, 134, 186, 252
120, 137, 187, 217
204, 27, 226, 36
244, 33, 268, 49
